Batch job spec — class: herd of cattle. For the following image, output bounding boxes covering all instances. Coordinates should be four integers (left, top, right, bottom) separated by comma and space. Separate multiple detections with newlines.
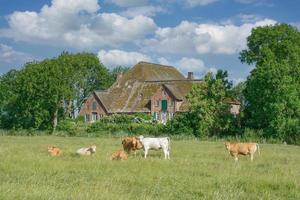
48, 136, 260, 161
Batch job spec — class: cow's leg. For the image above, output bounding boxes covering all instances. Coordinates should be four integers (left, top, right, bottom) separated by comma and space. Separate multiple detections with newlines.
167, 150, 170, 159
234, 155, 238, 162
163, 148, 168, 160
144, 148, 148, 159
250, 153, 254, 161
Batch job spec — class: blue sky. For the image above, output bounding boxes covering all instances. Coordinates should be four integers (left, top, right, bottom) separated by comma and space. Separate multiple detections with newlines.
0, 0, 299, 83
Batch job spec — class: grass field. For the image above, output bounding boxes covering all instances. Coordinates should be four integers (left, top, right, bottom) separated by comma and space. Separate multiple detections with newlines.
0, 136, 299, 200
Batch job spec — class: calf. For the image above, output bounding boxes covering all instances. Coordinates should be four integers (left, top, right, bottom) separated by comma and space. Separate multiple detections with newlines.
48, 146, 62, 157
76, 145, 97, 156
111, 150, 128, 160
138, 135, 170, 159
224, 142, 260, 161
122, 136, 143, 155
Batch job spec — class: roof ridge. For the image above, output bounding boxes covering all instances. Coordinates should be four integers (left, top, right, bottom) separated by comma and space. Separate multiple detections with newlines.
137, 61, 175, 69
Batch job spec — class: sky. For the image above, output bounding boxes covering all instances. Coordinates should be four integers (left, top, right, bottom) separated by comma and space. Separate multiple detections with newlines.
0, 0, 299, 83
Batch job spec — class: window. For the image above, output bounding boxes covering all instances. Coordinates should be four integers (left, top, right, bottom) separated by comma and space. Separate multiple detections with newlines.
169, 100, 174, 107
153, 112, 157, 120
92, 101, 97, 110
85, 114, 90, 122
156, 100, 160, 107
92, 112, 98, 121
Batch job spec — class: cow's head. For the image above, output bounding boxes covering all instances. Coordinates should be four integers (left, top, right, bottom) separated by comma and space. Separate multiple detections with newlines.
134, 137, 143, 149
48, 146, 54, 152
88, 145, 97, 153
224, 142, 231, 150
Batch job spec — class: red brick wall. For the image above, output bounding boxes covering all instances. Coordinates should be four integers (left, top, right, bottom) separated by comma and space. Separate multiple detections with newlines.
79, 93, 107, 122
151, 86, 176, 114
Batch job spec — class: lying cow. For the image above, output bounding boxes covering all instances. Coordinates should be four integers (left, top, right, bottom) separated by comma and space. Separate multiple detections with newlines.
48, 146, 62, 157
224, 142, 260, 161
76, 145, 97, 156
138, 135, 170, 159
111, 150, 128, 161
122, 136, 143, 155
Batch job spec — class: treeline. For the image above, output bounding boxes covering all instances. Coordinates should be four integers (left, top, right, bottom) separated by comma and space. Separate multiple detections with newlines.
0, 52, 128, 131
182, 24, 300, 144
0, 24, 299, 144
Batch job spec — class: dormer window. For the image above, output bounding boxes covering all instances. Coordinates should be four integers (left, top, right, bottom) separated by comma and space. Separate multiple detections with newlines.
92, 101, 97, 110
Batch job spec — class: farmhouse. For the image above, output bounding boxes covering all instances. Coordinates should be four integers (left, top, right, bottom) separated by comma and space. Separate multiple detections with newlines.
79, 61, 239, 124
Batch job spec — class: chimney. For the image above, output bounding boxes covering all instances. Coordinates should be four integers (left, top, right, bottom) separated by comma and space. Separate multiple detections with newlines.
187, 72, 194, 80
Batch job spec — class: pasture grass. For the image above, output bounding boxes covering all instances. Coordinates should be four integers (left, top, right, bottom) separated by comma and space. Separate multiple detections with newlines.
0, 136, 299, 200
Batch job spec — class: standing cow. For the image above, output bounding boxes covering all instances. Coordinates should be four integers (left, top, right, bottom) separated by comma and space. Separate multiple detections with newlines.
138, 135, 170, 159
224, 142, 260, 161
122, 136, 143, 156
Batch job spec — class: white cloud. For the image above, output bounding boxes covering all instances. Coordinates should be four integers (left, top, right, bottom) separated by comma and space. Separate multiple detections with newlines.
0, 44, 33, 64
143, 18, 276, 55
158, 57, 217, 78
107, 0, 148, 7
0, 0, 157, 48
235, 0, 257, 3
97, 49, 153, 68
121, 5, 167, 17
184, 0, 219, 7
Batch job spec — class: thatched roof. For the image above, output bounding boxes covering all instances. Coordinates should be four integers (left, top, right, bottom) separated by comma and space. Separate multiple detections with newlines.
94, 62, 202, 113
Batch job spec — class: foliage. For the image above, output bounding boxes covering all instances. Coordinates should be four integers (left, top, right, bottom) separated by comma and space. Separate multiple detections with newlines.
86, 121, 163, 136
0, 52, 112, 131
110, 66, 130, 81
186, 70, 237, 138
163, 113, 194, 135
240, 23, 300, 143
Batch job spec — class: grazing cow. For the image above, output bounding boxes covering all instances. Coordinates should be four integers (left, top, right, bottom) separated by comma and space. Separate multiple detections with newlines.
138, 135, 170, 159
111, 150, 128, 160
76, 145, 97, 156
224, 142, 260, 161
48, 146, 62, 157
122, 136, 143, 155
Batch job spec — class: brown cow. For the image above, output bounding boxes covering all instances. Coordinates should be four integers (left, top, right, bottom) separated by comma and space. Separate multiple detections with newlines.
48, 146, 62, 157
111, 150, 128, 160
122, 136, 143, 155
224, 142, 260, 161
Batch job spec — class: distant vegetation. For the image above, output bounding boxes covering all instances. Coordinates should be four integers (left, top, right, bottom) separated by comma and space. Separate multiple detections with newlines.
0, 23, 299, 144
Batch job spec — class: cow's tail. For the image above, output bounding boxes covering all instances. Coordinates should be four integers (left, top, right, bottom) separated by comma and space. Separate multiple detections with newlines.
256, 143, 260, 155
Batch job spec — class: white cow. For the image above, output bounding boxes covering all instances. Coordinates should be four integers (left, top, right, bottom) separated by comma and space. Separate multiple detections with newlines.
138, 135, 170, 159
76, 145, 97, 156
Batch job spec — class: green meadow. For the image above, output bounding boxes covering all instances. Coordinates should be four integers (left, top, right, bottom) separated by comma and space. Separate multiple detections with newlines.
0, 136, 299, 200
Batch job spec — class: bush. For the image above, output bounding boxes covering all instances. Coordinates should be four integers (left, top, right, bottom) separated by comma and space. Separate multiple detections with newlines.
163, 113, 194, 136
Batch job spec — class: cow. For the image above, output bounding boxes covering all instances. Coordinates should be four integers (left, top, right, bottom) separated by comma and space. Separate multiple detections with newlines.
111, 150, 128, 160
138, 135, 170, 159
48, 146, 62, 157
224, 142, 260, 161
122, 136, 143, 156
76, 145, 97, 156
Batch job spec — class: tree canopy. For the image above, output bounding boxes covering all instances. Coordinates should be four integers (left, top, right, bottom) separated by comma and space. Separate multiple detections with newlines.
186, 70, 236, 137
0, 52, 112, 130
240, 24, 300, 143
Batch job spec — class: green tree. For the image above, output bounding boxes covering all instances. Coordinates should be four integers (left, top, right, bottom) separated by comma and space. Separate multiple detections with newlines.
186, 70, 234, 138
240, 24, 300, 143
110, 66, 130, 81
0, 52, 112, 131
0, 69, 19, 128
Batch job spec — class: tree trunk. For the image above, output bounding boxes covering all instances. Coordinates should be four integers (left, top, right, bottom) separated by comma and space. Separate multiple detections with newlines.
52, 108, 58, 133
65, 99, 73, 118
